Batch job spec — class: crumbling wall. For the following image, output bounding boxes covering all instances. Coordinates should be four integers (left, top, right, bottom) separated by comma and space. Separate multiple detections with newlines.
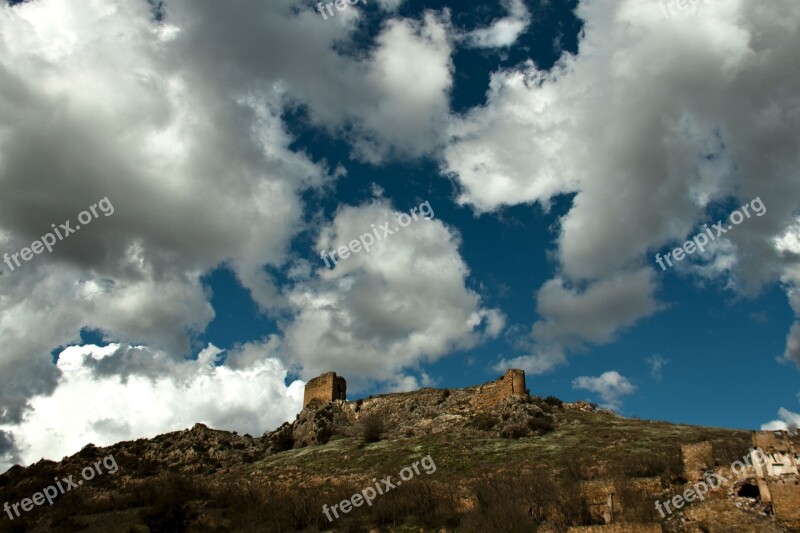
470, 369, 527, 410
303, 372, 346, 407
582, 481, 616, 524
681, 441, 714, 481
769, 477, 800, 520
580, 478, 660, 525
753, 430, 799, 452
750, 430, 800, 521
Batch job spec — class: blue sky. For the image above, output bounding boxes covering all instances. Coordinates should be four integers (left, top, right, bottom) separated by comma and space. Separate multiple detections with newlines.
0, 0, 798, 470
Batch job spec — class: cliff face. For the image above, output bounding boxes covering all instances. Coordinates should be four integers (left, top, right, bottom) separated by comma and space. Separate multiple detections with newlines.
0, 383, 789, 533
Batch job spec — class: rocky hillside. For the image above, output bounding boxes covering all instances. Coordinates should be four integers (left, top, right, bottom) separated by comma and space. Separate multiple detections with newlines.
0, 382, 792, 532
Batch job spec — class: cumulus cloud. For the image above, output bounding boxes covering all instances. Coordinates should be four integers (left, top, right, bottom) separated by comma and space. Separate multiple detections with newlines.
762, 407, 800, 434
496, 268, 662, 374
0, 0, 331, 422
464, 0, 530, 48
0, 343, 303, 473
775, 219, 800, 367
373, 0, 407, 12
0, 0, 486, 469
168, 0, 455, 163
443, 0, 800, 366
284, 200, 504, 390
572, 370, 637, 411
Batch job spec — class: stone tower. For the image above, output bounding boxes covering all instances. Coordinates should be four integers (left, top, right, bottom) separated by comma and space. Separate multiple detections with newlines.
303, 372, 347, 407
470, 369, 528, 409
506, 369, 526, 396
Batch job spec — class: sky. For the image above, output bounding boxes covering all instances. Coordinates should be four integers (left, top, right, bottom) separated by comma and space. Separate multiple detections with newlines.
0, 0, 798, 473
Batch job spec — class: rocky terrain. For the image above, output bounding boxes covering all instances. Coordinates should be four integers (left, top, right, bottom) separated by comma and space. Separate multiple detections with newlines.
0, 382, 793, 532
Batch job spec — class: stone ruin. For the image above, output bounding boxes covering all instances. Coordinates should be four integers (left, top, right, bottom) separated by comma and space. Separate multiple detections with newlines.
469, 369, 527, 409
680, 431, 800, 525
302, 371, 346, 407
749, 430, 800, 523
580, 478, 661, 529
301, 369, 527, 410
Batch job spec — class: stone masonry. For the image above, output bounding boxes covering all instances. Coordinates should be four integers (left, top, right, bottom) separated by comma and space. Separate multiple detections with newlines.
303, 371, 346, 407
749, 430, 800, 522
302, 369, 527, 411
469, 369, 527, 410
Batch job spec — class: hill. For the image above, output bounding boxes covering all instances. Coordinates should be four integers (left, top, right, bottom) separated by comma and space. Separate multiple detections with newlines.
0, 371, 797, 532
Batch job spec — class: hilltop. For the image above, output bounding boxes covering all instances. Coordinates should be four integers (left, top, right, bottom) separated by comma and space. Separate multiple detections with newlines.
0, 371, 796, 532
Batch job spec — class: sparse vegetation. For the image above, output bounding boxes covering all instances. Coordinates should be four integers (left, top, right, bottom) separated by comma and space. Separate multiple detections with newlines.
0, 383, 768, 532
470, 412, 497, 431
527, 416, 556, 434
361, 413, 384, 443
544, 395, 564, 408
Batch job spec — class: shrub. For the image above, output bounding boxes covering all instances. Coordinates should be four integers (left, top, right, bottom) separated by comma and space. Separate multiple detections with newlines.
621, 453, 673, 478
361, 414, 384, 443
544, 396, 563, 408
470, 413, 497, 431
527, 417, 556, 434
463, 468, 590, 531
437, 389, 451, 404
271, 427, 294, 453
500, 425, 528, 439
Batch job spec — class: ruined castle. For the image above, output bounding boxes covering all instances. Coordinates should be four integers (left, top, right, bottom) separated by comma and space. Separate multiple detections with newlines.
302, 369, 527, 408
303, 371, 347, 407
680, 430, 800, 525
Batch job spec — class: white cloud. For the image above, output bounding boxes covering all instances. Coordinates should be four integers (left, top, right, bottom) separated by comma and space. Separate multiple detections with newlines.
495, 268, 662, 374
572, 370, 637, 411
169, 0, 456, 162
443, 0, 800, 366
0, 343, 303, 473
0, 0, 474, 469
464, 0, 530, 48
762, 407, 800, 434
374, 0, 406, 12
775, 219, 800, 366
0, 0, 334, 466
284, 200, 504, 389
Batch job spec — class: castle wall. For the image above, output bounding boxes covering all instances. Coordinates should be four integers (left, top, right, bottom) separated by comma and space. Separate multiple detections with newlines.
469, 369, 527, 410
769, 477, 800, 520
750, 430, 800, 520
303, 372, 346, 407
581, 478, 660, 525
